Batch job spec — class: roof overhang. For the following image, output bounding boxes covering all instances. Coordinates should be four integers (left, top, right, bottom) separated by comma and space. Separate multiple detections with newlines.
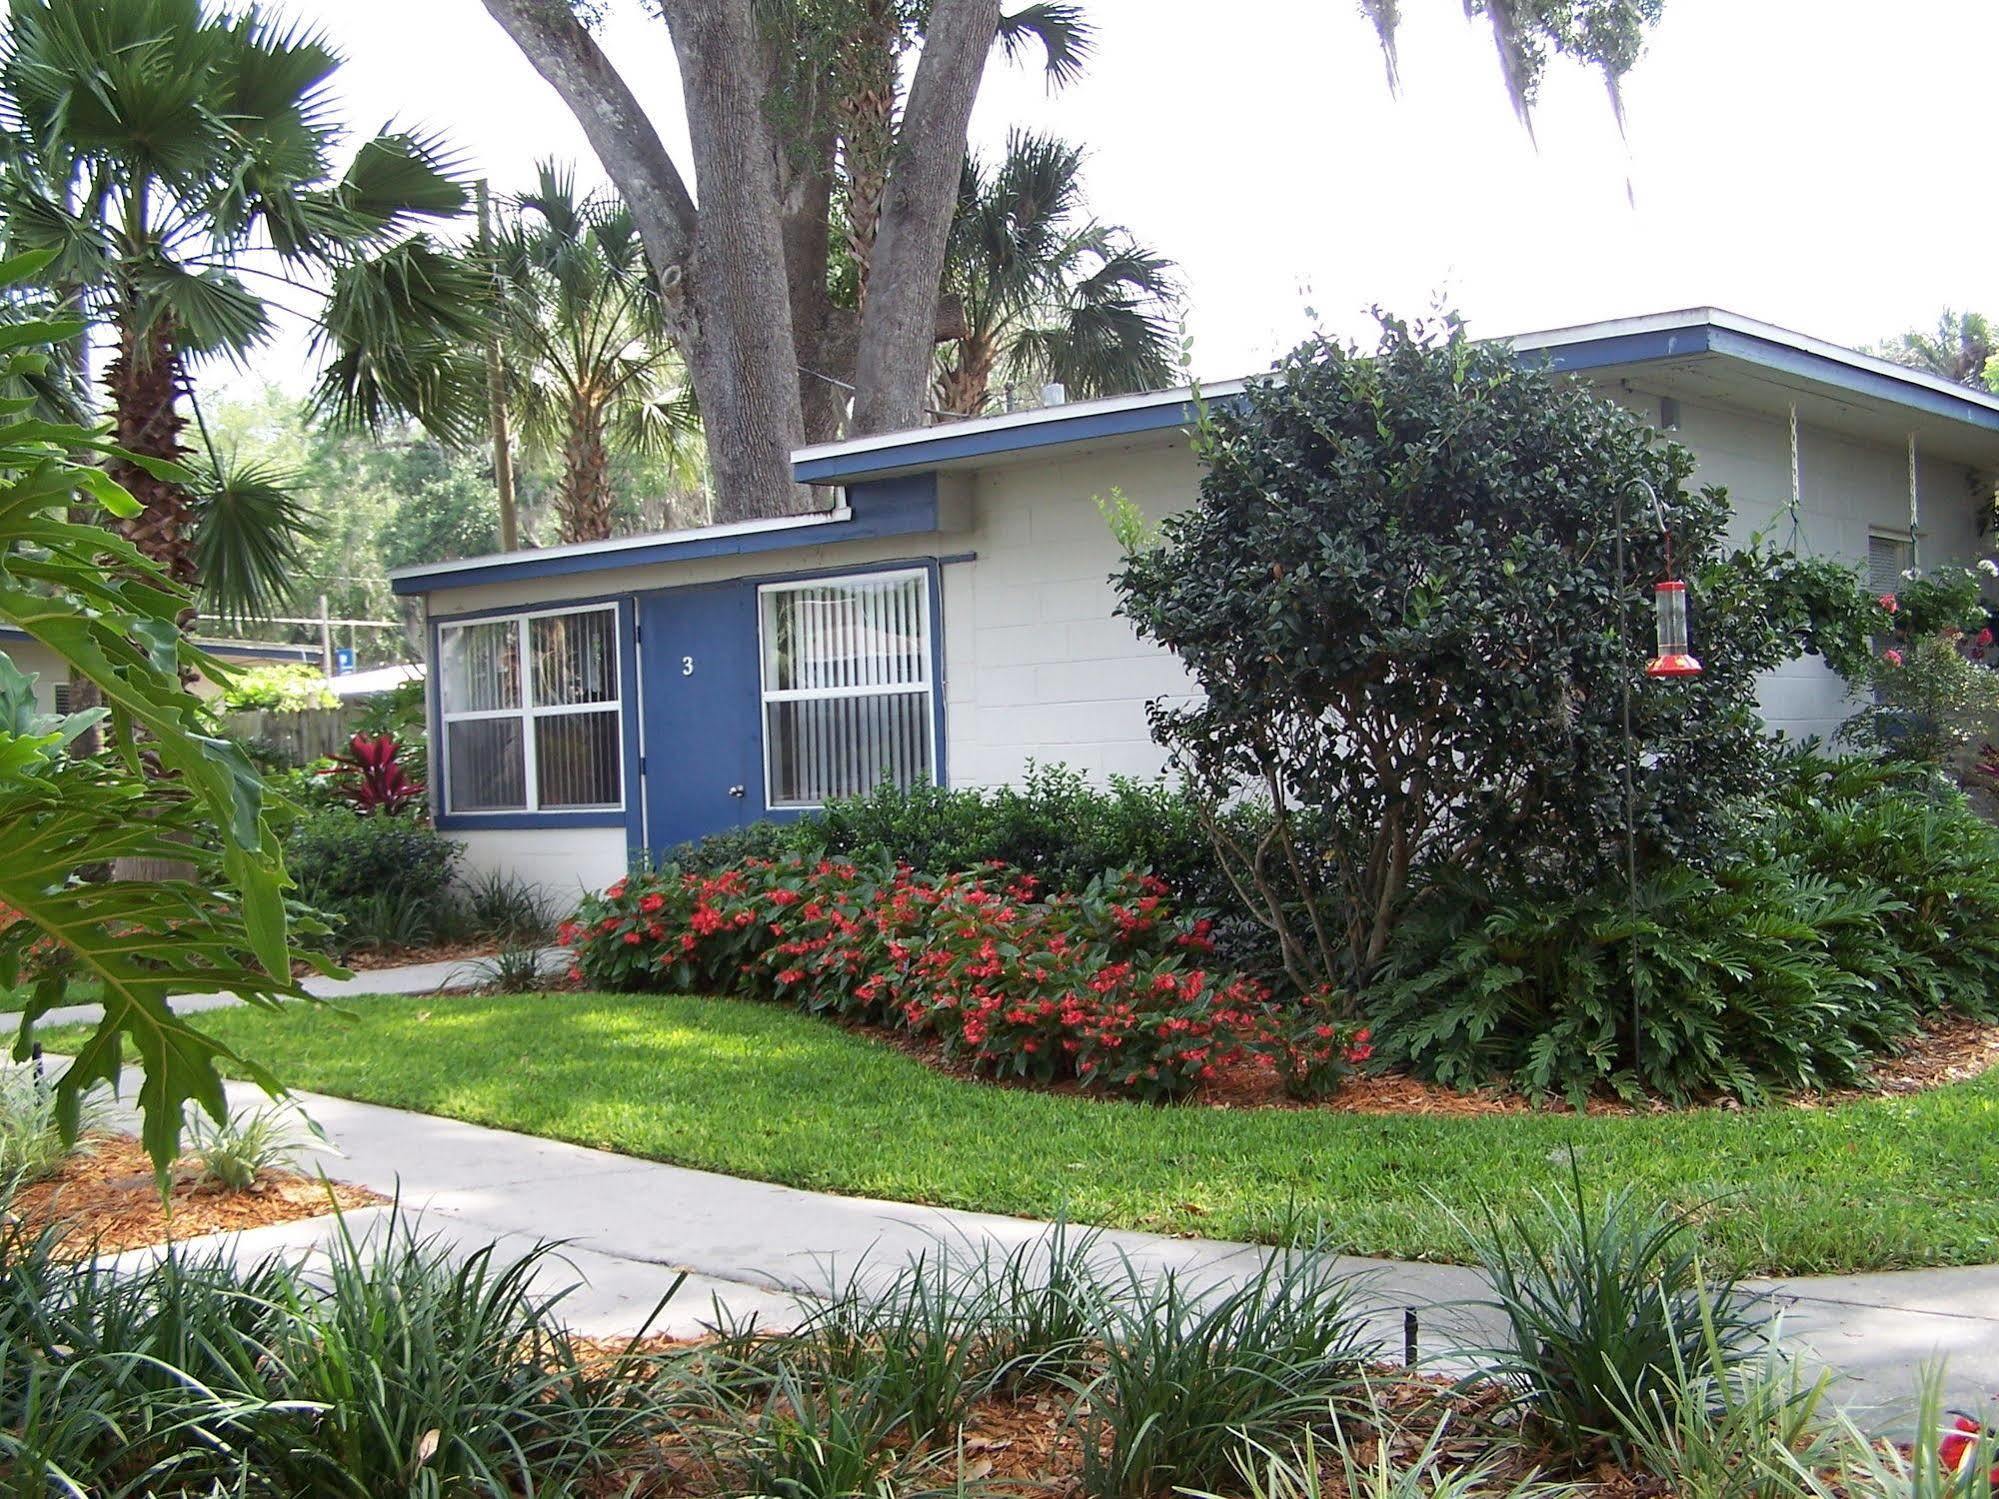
793, 307, 1999, 484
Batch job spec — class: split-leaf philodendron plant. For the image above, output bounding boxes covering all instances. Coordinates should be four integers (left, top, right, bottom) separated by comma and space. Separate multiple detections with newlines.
0, 249, 321, 1175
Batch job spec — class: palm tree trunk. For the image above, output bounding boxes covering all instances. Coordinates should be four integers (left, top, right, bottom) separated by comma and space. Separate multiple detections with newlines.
559, 401, 614, 543
103, 308, 196, 627
833, 0, 901, 307
103, 304, 197, 883
935, 334, 998, 417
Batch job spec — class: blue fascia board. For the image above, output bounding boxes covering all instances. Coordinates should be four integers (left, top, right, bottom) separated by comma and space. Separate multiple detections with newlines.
1514, 325, 1714, 375
1707, 326, 1999, 433
395, 473, 941, 596
801, 323, 1999, 485
791, 398, 1218, 486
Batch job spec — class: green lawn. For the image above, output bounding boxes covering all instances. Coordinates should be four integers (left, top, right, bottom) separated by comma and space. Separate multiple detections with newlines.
1, 978, 98, 1014
46, 991, 1999, 1277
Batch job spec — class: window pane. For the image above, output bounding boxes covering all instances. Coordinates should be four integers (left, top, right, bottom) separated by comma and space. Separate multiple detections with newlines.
446, 718, 526, 810
532, 610, 618, 707
441, 621, 520, 713
762, 575, 927, 693
536, 710, 621, 808
766, 692, 930, 806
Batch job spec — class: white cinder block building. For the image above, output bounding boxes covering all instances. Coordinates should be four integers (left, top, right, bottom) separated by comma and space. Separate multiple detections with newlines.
389, 309, 1999, 900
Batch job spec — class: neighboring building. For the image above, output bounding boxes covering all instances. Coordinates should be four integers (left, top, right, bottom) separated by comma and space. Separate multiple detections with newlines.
389, 308, 1999, 900
329, 662, 425, 701
0, 628, 318, 713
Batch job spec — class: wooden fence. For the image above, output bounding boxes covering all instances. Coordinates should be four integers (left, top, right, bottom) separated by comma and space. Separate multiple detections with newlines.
221, 706, 366, 765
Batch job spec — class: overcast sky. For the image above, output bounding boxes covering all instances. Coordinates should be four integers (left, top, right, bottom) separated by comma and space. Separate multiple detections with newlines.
235, 0, 1995, 395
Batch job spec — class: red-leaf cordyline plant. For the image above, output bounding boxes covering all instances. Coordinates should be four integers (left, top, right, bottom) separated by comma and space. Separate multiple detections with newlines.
325, 732, 425, 817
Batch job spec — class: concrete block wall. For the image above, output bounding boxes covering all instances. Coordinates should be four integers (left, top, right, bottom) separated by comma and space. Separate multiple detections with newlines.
941, 438, 1198, 788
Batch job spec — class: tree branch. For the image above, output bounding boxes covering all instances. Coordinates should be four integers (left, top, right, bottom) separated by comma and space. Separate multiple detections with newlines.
480, 0, 699, 317
849, 0, 999, 433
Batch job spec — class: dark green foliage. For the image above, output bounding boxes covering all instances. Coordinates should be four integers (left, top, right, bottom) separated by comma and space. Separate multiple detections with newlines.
1456, 1161, 1764, 1468
1369, 754, 1999, 1103
284, 805, 460, 949
662, 763, 1289, 968
1113, 314, 1793, 983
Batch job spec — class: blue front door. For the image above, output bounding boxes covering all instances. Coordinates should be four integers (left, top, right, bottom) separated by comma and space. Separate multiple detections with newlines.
639, 582, 763, 852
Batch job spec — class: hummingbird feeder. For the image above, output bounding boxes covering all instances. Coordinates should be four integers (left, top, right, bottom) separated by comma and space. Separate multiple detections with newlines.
1646, 579, 1702, 678
1638, 482, 1702, 680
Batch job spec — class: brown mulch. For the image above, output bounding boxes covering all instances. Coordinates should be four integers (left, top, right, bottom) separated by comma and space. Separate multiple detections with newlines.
8, 1133, 383, 1259
300, 938, 506, 975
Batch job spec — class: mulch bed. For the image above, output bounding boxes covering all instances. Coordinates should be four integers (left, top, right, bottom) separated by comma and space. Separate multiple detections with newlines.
312, 938, 506, 974
9, 1133, 383, 1258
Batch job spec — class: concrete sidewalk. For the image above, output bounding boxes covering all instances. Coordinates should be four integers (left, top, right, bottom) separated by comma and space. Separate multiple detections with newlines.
96, 1070, 1999, 1425
33, 948, 567, 1031
52, 952, 1999, 1426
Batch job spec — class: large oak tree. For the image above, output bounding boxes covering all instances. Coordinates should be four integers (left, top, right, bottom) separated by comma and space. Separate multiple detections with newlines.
484, 0, 1664, 523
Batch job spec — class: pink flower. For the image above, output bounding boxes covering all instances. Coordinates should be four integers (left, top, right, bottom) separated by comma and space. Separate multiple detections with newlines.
1879, 594, 1898, 613
1979, 628, 1994, 648
1882, 648, 1904, 667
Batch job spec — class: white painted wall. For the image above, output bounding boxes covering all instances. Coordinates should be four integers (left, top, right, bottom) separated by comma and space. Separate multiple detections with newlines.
0, 639, 66, 713
416, 394, 1993, 892
449, 826, 630, 905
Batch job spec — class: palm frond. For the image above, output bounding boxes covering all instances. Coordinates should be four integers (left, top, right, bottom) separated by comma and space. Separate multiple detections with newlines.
131, 259, 269, 358
190, 454, 317, 625
995, 3, 1095, 87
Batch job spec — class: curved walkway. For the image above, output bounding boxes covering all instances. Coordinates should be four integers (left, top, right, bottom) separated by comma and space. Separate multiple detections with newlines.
59, 956, 1999, 1425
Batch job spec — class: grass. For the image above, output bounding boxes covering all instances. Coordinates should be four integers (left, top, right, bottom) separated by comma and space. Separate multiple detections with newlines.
0, 977, 98, 1014
43, 990, 1999, 1277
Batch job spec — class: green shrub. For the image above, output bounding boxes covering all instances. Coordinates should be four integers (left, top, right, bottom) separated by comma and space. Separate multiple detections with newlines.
218, 661, 338, 712
1369, 753, 1999, 1103
1454, 1162, 1765, 1468
285, 805, 460, 948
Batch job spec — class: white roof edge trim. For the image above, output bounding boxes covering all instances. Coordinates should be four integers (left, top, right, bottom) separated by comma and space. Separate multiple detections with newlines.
385, 503, 853, 581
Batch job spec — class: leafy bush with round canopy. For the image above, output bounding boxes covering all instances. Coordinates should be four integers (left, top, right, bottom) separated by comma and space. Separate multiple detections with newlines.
1114, 314, 1828, 988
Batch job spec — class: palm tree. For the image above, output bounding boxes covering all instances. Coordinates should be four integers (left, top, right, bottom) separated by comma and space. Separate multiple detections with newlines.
0, 0, 486, 626
491, 163, 699, 544
934, 130, 1179, 418
1873, 309, 1998, 390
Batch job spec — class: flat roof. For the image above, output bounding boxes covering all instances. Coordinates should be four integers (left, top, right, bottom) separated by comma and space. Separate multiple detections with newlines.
793, 307, 1999, 484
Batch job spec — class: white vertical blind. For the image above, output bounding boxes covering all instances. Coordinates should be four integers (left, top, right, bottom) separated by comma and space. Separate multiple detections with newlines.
759, 571, 934, 808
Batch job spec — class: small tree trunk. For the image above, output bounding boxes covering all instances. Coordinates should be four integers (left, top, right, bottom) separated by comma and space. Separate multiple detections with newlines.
559, 401, 614, 543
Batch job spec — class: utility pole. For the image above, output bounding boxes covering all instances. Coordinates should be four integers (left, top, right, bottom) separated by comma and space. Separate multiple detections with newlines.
478, 179, 520, 552
317, 594, 333, 675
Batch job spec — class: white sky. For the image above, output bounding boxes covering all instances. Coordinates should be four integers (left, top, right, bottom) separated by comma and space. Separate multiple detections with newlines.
231, 0, 1998, 395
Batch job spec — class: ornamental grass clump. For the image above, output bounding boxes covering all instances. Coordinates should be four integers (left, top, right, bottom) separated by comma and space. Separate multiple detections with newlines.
565, 857, 1361, 1102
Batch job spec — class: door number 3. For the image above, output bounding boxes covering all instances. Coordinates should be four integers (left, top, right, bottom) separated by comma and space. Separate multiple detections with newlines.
680, 656, 695, 676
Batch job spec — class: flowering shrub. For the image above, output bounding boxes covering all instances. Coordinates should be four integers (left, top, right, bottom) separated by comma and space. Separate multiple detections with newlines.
1263, 994, 1373, 1100
563, 859, 1341, 1103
